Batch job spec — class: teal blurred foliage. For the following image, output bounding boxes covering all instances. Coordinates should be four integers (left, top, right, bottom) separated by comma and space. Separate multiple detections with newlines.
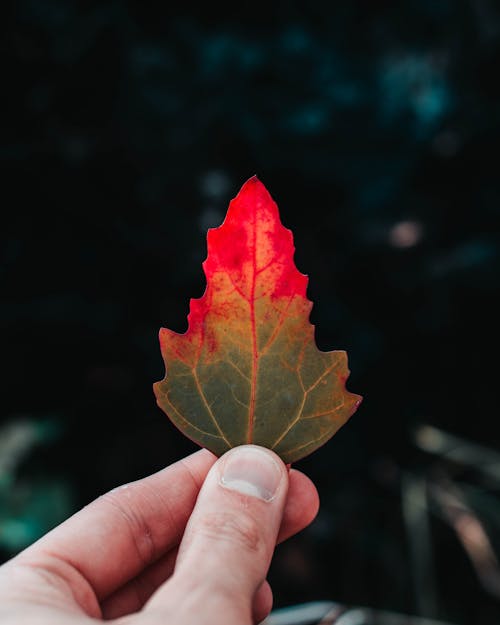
0, 418, 72, 552
1, 1, 500, 624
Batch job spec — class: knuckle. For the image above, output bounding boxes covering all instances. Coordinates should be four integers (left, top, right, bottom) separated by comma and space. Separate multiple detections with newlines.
98, 489, 156, 566
196, 511, 264, 555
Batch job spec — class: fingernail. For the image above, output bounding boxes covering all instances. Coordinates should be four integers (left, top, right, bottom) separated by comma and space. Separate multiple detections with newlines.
220, 446, 282, 502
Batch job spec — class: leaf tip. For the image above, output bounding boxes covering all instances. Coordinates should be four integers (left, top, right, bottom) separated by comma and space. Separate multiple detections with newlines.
237, 174, 271, 199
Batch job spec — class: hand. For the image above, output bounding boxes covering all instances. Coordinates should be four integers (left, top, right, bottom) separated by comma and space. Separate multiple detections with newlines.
0, 445, 319, 624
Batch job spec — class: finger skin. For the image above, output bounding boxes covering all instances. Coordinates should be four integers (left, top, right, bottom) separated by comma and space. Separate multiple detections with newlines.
101, 468, 318, 619
14, 449, 216, 610
253, 580, 273, 625
144, 446, 290, 625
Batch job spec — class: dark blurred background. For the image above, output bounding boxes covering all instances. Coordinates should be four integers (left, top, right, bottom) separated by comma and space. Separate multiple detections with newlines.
1, 1, 500, 624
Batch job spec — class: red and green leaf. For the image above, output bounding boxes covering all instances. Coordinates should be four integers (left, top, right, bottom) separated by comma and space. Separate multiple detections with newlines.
154, 177, 361, 463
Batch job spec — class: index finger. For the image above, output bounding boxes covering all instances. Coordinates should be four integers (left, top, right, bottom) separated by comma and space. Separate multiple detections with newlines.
17, 448, 216, 599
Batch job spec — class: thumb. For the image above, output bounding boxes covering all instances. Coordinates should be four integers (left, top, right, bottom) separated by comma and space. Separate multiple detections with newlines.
145, 445, 288, 624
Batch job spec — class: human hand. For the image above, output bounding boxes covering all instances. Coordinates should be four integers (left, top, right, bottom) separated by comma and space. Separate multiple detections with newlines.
0, 445, 319, 624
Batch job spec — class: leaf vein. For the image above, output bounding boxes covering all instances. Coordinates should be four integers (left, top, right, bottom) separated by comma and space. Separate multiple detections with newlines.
226, 358, 251, 383
192, 368, 231, 447
304, 361, 339, 395
302, 400, 346, 420
260, 293, 296, 356
271, 393, 307, 450
164, 393, 224, 440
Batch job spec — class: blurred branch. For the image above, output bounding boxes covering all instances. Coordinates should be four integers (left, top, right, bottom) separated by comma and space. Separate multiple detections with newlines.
430, 479, 500, 600
264, 602, 456, 625
414, 425, 500, 485
330, 607, 456, 625
263, 601, 343, 625
401, 473, 437, 618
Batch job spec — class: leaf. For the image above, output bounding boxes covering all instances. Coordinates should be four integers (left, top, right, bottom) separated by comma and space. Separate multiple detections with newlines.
154, 177, 362, 463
